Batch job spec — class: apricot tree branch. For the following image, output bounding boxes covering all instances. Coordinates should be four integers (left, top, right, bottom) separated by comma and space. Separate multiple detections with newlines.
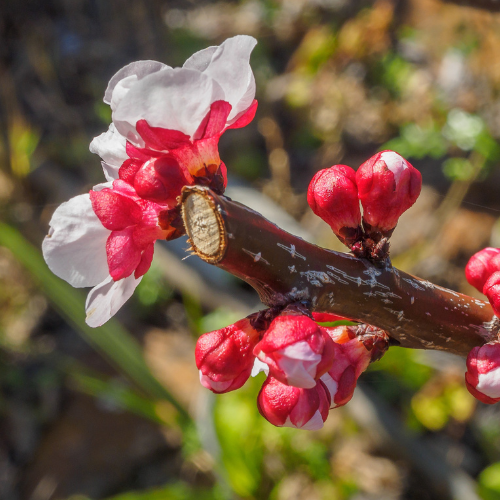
181, 186, 499, 358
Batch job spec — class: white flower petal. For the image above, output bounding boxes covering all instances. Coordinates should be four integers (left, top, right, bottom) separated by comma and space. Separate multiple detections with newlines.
113, 68, 225, 140
276, 341, 321, 388
183, 45, 218, 72
196, 35, 257, 121
199, 371, 232, 393
85, 274, 142, 327
320, 373, 339, 408
282, 411, 324, 430
93, 181, 113, 192
477, 367, 500, 398
89, 123, 128, 177
380, 151, 408, 187
251, 357, 270, 377
42, 193, 110, 288
104, 60, 169, 109
299, 410, 325, 431
101, 162, 118, 182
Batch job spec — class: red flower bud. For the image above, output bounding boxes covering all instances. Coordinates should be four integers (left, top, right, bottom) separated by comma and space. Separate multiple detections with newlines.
307, 165, 362, 247
465, 342, 500, 404
257, 377, 330, 430
356, 150, 422, 236
465, 247, 500, 293
253, 314, 335, 389
484, 271, 500, 317
320, 326, 373, 408
195, 318, 260, 394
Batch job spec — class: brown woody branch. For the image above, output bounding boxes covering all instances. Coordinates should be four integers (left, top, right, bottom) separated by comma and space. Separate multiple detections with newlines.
181, 186, 499, 358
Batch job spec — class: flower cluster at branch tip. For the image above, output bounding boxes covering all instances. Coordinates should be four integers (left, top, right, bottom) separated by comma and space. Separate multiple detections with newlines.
196, 305, 389, 430
42, 36, 258, 327
307, 150, 422, 261
465, 248, 500, 403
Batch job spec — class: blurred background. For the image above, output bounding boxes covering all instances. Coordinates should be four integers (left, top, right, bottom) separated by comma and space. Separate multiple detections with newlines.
2, 0, 500, 499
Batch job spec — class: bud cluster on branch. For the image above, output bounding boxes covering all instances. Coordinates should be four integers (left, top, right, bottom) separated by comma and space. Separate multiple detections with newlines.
307, 151, 421, 261
196, 304, 388, 430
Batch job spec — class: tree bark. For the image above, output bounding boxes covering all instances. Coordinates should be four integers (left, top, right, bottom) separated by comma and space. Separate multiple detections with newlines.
181, 186, 499, 358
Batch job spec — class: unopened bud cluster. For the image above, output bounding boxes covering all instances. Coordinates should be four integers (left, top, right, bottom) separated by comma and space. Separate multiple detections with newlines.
307, 150, 422, 261
464, 248, 500, 403
196, 305, 389, 430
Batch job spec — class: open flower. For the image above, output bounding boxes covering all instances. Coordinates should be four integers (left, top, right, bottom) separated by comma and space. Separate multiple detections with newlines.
91, 35, 258, 195
43, 36, 257, 326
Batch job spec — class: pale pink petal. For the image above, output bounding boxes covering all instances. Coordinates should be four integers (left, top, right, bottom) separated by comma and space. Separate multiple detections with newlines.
195, 35, 257, 121
113, 68, 225, 140
380, 151, 408, 187
93, 181, 114, 192
276, 341, 322, 389
477, 367, 500, 399
183, 46, 218, 72
85, 274, 142, 327
89, 124, 128, 178
101, 162, 119, 182
104, 60, 169, 109
42, 194, 110, 288
251, 358, 270, 377
199, 372, 232, 393
299, 410, 325, 431
282, 411, 324, 431
320, 373, 339, 406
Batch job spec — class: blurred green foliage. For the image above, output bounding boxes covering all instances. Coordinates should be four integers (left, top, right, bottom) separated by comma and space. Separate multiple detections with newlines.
4, 0, 500, 498
479, 462, 500, 500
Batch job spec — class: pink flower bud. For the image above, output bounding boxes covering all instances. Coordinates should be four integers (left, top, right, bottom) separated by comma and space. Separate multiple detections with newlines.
465, 343, 500, 404
253, 314, 335, 389
195, 318, 261, 394
307, 165, 362, 247
465, 248, 500, 293
257, 377, 330, 430
356, 150, 422, 236
484, 271, 500, 317
320, 326, 373, 408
